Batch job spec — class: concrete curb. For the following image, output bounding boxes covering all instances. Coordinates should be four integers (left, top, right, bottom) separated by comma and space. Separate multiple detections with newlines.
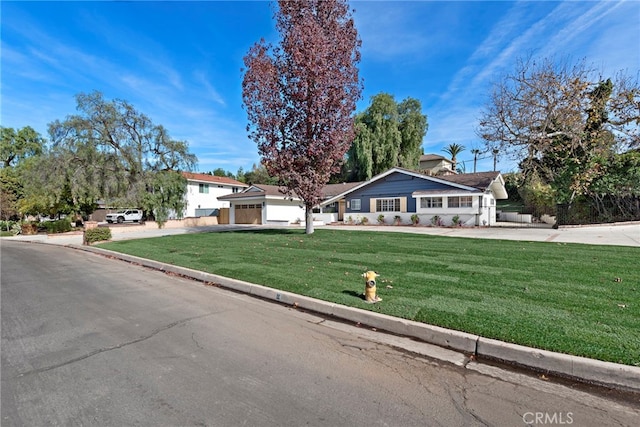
74, 244, 640, 393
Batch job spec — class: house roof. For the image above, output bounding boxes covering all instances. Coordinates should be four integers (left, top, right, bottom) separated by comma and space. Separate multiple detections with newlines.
182, 172, 248, 187
320, 167, 508, 205
321, 182, 364, 198
218, 182, 365, 202
438, 171, 502, 191
419, 154, 452, 163
217, 184, 295, 201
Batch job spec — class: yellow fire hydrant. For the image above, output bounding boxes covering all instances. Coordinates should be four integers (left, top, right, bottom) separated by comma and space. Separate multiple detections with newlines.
362, 270, 382, 303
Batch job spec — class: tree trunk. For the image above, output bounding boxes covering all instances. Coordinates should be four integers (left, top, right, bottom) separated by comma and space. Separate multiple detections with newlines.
305, 205, 314, 235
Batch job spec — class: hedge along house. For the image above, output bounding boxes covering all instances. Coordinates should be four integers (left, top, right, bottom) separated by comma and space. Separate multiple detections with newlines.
182, 172, 248, 218
320, 167, 508, 226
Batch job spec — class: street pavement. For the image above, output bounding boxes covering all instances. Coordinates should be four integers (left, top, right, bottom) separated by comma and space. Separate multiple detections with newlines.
4, 221, 640, 393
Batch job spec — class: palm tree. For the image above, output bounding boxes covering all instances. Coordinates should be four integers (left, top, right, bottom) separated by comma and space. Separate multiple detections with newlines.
443, 143, 465, 173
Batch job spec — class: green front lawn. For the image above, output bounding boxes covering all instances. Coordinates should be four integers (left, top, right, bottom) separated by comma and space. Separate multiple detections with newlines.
98, 229, 640, 366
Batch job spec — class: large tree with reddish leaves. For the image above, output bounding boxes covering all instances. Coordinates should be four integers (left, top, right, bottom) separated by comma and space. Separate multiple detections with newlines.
242, 0, 362, 234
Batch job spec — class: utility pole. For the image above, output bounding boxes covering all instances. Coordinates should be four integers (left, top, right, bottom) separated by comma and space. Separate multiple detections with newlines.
471, 148, 481, 173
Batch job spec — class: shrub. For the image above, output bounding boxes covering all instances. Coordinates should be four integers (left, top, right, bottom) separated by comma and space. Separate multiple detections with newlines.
377, 214, 385, 224
361, 216, 369, 225
394, 215, 401, 225
42, 218, 72, 234
452, 215, 461, 226
0, 220, 20, 235
21, 223, 39, 235
410, 214, 419, 225
84, 227, 112, 244
430, 215, 443, 226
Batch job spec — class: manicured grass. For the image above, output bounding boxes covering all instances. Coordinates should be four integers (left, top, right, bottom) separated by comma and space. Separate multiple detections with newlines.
98, 229, 640, 366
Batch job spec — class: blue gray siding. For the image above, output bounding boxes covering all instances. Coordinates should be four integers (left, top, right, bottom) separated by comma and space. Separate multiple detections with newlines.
345, 172, 452, 213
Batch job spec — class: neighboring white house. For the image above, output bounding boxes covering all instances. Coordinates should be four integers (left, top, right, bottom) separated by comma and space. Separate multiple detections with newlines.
182, 172, 248, 218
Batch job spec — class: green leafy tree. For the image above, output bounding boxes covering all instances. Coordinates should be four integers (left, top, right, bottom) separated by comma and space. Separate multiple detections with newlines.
242, 0, 362, 234
0, 126, 46, 219
398, 97, 428, 169
235, 167, 246, 183
0, 126, 44, 168
479, 57, 639, 205
348, 93, 427, 180
210, 168, 236, 178
44, 91, 196, 225
243, 163, 279, 185
141, 171, 188, 228
0, 168, 21, 220
586, 150, 640, 220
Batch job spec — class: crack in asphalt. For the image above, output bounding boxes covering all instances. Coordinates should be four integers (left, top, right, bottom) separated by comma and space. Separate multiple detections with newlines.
16, 312, 218, 378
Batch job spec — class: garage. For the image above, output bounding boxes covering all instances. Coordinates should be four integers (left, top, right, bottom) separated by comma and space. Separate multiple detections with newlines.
234, 203, 262, 224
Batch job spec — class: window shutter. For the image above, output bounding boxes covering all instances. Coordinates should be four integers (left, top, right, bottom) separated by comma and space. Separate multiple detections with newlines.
370, 198, 376, 212
400, 197, 407, 213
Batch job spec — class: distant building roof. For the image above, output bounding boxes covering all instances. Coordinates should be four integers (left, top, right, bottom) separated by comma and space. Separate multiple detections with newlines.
419, 154, 452, 163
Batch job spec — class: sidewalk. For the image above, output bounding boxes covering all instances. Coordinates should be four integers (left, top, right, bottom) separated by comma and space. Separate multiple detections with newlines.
323, 222, 640, 247
5, 222, 640, 392
7, 221, 640, 247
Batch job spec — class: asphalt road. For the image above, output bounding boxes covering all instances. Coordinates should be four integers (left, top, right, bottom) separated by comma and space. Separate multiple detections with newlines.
2, 241, 639, 426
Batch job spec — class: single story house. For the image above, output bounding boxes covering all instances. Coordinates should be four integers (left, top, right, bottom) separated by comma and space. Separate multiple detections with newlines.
182, 172, 248, 218
320, 167, 508, 226
217, 181, 363, 225
217, 184, 304, 225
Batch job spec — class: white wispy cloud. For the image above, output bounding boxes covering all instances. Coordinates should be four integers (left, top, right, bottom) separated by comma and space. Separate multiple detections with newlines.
192, 71, 227, 107
353, 2, 431, 61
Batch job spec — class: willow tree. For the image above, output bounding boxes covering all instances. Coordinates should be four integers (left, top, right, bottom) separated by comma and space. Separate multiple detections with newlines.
347, 93, 427, 181
44, 91, 196, 226
242, 0, 362, 234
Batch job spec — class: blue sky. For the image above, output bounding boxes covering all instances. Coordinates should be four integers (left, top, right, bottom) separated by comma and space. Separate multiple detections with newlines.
2, 1, 639, 175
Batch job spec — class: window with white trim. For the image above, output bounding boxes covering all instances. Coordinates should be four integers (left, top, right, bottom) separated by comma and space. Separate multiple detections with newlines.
351, 198, 361, 211
199, 183, 209, 194
448, 196, 473, 208
420, 197, 443, 208
376, 198, 401, 212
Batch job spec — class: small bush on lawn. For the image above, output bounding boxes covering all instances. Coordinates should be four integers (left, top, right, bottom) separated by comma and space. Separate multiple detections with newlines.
42, 218, 73, 234
84, 227, 112, 244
